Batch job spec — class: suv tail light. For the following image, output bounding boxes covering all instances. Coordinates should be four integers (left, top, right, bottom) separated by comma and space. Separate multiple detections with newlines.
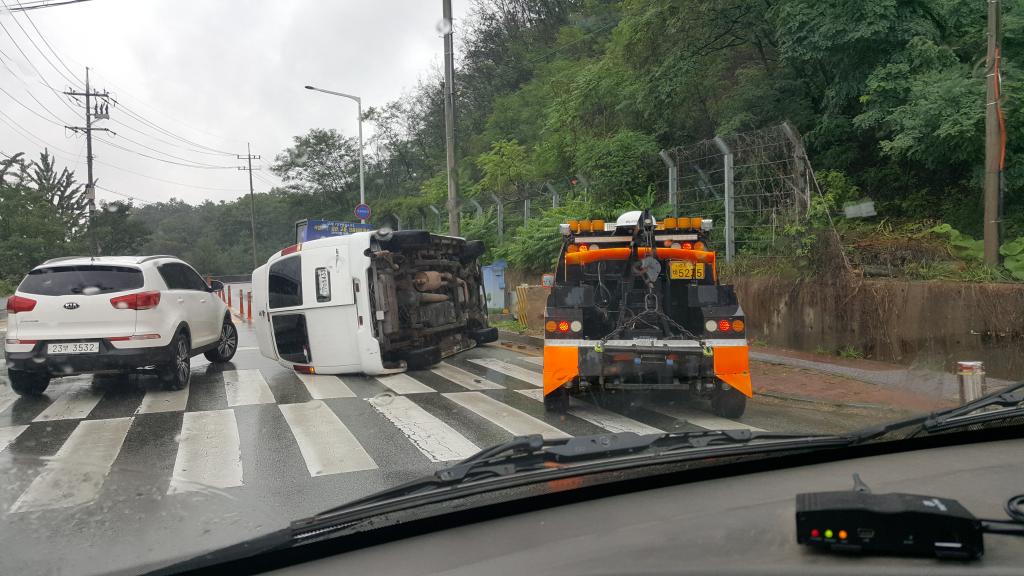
5, 295, 37, 314
110, 291, 161, 310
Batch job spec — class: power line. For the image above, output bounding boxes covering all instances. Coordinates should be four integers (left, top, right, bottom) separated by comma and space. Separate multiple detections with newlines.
94, 183, 156, 206
2, 0, 102, 12
0, 8, 79, 116
0, 45, 71, 123
0, 81, 67, 125
9, 0, 84, 85
94, 136, 235, 169
109, 118, 239, 157
92, 159, 248, 192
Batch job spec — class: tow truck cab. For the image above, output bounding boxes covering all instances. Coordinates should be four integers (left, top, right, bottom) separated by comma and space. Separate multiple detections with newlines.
542, 211, 752, 418
253, 229, 497, 376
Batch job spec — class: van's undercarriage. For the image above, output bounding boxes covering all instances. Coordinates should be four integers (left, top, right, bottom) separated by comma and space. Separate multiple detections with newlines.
367, 230, 497, 369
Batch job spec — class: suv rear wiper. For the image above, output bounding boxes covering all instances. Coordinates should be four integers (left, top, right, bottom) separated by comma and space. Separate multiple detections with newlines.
297, 429, 840, 528
852, 381, 1024, 443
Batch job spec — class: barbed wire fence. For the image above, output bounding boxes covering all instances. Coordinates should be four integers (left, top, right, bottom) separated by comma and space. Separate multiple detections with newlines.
660, 122, 814, 262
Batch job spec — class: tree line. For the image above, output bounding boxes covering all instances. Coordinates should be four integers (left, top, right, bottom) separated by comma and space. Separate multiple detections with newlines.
3, 0, 1021, 287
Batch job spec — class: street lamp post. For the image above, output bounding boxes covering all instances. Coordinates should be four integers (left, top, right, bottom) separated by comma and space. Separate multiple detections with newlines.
304, 85, 366, 223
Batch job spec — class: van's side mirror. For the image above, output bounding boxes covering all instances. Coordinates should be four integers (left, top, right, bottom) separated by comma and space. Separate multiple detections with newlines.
208, 280, 225, 292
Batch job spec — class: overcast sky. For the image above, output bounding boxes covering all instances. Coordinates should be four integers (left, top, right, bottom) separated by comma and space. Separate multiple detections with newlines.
0, 0, 470, 207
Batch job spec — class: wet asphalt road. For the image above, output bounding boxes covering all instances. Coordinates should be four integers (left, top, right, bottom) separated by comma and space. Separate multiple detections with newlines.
0, 320, 902, 576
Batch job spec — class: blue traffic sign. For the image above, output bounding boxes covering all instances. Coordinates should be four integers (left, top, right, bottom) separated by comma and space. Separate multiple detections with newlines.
354, 203, 371, 220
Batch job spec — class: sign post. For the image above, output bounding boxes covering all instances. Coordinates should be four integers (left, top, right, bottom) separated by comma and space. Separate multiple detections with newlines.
354, 203, 371, 223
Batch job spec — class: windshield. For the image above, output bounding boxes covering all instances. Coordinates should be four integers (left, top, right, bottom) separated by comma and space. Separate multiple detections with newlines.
1, 1, 1021, 574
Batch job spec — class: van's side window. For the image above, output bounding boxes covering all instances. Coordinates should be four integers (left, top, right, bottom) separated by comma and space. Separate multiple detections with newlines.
269, 256, 302, 309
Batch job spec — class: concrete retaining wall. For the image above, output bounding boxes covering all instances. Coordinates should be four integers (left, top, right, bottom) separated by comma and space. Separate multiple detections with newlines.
733, 277, 1024, 379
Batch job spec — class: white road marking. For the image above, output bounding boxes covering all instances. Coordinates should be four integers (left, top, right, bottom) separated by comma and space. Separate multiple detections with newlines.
168, 409, 243, 494
367, 396, 478, 462
33, 378, 103, 421
279, 401, 377, 476
374, 373, 435, 395
11, 417, 133, 513
650, 403, 764, 432
136, 386, 190, 414
468, 358, 542, 387
516, 389, 663, 435
519, 356, 544, 366
443, 392, 570, 439
296, 373, 355, 399
223, 369, 275, 406
432, 363, 503, 390
0, 425, 28, 452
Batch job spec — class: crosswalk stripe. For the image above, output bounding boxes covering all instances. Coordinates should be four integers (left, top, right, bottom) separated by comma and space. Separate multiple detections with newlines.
519, 356, 544, 366
11, 417, 133, 513
649, 403, 764, 432
296, 373, 356, 399
279, 401, 377, 476
374, 373, 435, 395
432, 363, 503, 390
33, 378, 103, 421
0, 425, 28, 453
516, 389, 663, 434
367, 396, 478, 462
223, 369, 275, 406
443, 391, 570, 439
468, 358, 542, 386
168, 409, 244, 494
136, 386, 190, 414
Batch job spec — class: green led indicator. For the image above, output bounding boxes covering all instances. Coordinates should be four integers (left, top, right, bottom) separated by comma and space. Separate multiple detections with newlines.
824, 529, 834, 539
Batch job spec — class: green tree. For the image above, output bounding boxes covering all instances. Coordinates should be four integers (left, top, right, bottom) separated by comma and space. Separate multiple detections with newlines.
88, 201, 153, 256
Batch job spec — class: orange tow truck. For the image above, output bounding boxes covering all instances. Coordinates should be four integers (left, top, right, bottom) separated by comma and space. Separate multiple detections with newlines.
542, 210, 752, 418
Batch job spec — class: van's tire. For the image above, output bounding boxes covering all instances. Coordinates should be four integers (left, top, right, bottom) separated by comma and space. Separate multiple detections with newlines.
9, 371, 50, 396
543, 386, 570, 413
388, 230, 431, 250
404, 346, 441, 370
204, 319, 238, 363
460, 240, 486, 263
711, 387, 747, 419
469, 327, 498, 345
158, 331, 191, 391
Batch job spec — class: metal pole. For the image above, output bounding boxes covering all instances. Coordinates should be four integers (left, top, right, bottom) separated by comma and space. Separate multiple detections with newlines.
659, 150, 678, 217
957, 361, 986, 404
84, 67, 94, 217
490, 193, 503, 243
429, 205, 442, 230
357, 98, 365, 224
442, 0, 460, 236
247, 143, 257, 269
523, 197, 531, 223
544, 182, 558, 208
984, 0, 1002, 265
713, 137, 735, 262
469, 198, 483, 218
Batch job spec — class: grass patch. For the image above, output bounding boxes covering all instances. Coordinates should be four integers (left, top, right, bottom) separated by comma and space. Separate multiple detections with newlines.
490, 319, 528, 334
837, 345, 865, 360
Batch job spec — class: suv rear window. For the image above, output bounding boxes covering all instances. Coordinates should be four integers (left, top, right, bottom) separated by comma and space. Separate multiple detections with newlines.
18, 265, 144, 296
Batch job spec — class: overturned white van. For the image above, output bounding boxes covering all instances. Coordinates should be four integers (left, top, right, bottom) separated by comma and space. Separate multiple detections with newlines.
252, 229, 498, 375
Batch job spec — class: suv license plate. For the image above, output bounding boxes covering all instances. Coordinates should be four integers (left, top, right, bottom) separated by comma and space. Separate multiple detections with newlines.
47, 342, 99, 354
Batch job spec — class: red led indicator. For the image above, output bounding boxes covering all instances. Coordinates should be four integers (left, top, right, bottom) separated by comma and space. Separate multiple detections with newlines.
810, 529, 821, 538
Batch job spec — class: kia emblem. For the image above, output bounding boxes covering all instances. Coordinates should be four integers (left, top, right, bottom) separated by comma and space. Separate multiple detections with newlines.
63, 302, 80, 310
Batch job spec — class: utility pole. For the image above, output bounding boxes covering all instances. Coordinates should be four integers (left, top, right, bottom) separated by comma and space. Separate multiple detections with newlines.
442, 0, 460, 236
65, 67, 115, 217
984, 0, 1003, 266
238, 143, 261, 269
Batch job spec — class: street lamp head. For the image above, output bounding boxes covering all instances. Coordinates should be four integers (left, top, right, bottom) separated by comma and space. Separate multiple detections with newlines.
304, 85, 316, 90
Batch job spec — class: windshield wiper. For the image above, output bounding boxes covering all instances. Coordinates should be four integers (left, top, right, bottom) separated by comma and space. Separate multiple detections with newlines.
852, 381, 1024, 444
297, 429, 838, 530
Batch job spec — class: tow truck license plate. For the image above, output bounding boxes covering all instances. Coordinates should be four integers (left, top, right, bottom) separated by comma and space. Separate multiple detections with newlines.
670, 261, 705, 280
47, 342, 99, 354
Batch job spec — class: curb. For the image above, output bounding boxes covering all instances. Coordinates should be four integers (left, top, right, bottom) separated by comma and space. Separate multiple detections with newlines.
497, 330, 543, 347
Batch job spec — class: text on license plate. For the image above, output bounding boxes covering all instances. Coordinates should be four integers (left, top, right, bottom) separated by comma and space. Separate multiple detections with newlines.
669, 261, 705, 280
47, 342, 99, 354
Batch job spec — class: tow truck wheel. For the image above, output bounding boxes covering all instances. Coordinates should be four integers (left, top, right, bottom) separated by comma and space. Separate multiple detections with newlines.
469, 327, 498, 345
711, 387, 747, 419
543, 386, 570, 413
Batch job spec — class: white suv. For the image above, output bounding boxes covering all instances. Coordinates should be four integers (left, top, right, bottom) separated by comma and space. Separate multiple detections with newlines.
4, 255, 237, 396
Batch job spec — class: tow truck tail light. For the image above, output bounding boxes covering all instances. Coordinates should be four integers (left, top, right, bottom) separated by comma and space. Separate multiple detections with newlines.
718, 319, 732, 332
694, 241, 706, 251
682, 242, 694, 250
6, 295, 37, 314
558, 320, 570, 333
567, 244, 579, 253
732, 319, 745, 332
110, 291, 161, 310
